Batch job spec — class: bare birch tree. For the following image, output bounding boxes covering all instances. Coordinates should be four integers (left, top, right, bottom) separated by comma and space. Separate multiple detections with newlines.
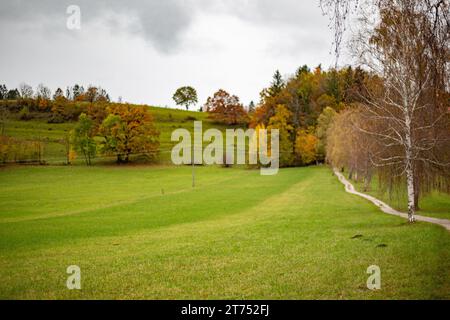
331, 0, 450, 222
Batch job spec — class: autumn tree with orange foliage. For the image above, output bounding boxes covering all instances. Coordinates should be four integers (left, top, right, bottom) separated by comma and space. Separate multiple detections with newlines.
99, 104, 159, 163
205, 89, 249, 125
87, 102, 109, 131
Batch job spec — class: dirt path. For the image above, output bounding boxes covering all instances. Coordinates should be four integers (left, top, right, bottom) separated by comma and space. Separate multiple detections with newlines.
334, 169, 450, 232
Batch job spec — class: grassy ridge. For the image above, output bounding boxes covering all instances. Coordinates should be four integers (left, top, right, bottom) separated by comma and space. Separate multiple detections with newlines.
0, 165, 449, 299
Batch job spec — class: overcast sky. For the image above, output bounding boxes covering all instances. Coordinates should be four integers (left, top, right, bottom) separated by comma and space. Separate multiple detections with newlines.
0, 0, 338, 108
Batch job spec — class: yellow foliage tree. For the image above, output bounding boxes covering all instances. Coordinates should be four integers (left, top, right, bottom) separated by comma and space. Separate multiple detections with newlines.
99, 104, 159, 163
295, 128, 318, 165
249, 123, 267, 167
267, 105, 294, 167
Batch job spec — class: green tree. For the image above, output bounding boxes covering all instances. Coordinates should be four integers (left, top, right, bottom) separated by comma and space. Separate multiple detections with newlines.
269, 70, 284, 97
248, 101, 256, 113
53, 88, 64, 100
0, 84, 8, 100
326, 69, 343, 104
295, 65, 310, 78
172, 86, 198, 110
72, 113, 96, 165
72, 84, 85, 101
7, 89, 20, 100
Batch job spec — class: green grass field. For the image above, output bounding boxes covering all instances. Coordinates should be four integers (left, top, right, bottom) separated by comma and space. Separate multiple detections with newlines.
0, 165, 449, 299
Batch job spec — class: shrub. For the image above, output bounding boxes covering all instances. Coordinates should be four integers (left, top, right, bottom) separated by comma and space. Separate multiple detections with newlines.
19, 107, 32, 121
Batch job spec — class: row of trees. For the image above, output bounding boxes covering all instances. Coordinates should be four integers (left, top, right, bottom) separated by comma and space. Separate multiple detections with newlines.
170, 66, 369, 168
203, 0, 449, 223
0, 84, 112, 123
322, 0, 450, 222
198, 0, 450, 223
171, 81, 328, 166
0, 83, 110, 103
241, 65, 368, 167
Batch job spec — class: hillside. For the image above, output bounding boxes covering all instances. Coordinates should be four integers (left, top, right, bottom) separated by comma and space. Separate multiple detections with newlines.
1, 105, 233, 165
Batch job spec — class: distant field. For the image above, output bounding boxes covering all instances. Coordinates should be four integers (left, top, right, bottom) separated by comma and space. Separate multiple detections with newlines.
2, 106, 232, 164
0, 165, 449, 299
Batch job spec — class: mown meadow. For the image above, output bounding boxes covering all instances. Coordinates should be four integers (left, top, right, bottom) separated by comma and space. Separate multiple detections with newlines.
0, 165, 449, 299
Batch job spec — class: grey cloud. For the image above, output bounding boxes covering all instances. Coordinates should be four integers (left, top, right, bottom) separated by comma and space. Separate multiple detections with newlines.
0, 0, 327, 53
202, 0, 324, 28
0, 0, 334, 107
0, 0, 195, 53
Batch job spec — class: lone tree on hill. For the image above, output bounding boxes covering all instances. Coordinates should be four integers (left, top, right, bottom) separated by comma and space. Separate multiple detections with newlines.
173, 86, 198, 110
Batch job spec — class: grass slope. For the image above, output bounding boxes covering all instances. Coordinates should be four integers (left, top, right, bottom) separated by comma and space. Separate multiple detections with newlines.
0, 165, 449, 299
2, 106, 231, 164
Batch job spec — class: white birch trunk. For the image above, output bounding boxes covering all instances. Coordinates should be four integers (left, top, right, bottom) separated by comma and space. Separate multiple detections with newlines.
406, 163, 416, 222
404, 107, 416, 223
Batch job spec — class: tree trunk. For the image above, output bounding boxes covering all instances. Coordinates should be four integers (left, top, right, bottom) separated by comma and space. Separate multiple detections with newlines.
348, 167, 353, 180
83, 150, 88, 166
363, 169, 372, 192
406, 165, 416, 223
388, 177, 393, 202
414, 177, 420, 211
404, 111, 415, 223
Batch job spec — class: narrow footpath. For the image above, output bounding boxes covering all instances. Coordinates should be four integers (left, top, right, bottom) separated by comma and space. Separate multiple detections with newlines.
334, 169, 450, 232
